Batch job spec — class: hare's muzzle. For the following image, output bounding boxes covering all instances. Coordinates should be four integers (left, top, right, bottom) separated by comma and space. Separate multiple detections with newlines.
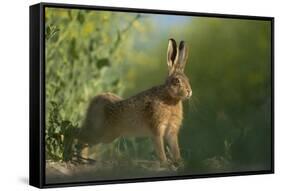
186, 90, 192, 99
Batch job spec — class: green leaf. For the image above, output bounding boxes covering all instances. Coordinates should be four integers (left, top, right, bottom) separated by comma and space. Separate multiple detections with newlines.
77, 12, 85, 24
96, 58, 111, 69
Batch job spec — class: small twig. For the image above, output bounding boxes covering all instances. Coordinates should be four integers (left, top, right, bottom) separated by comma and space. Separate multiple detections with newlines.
73, 154, 96, 164
110, 14, 142, 54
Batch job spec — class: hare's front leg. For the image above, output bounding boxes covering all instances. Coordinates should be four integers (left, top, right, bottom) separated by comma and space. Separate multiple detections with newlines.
165, 128, 181, 162
152, 125, 167, 162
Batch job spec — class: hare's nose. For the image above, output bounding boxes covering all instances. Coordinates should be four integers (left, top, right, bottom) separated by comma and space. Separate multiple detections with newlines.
187, 90, 192, 97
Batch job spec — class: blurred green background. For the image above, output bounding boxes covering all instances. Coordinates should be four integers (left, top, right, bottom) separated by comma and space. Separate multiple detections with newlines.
45, 7, 272, 180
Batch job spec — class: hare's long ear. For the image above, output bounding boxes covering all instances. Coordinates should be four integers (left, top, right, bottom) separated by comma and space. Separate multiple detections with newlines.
175, 41, 189, 72
167, 38, 177, 75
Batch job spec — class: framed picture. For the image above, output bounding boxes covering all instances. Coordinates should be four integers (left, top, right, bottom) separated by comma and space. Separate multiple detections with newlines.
29, 2, 274, 188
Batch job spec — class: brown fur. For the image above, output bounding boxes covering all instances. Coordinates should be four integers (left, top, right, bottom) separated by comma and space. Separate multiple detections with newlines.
77, 39, 192, 163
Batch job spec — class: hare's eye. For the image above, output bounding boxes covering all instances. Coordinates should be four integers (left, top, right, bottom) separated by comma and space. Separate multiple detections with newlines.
172, 78, 180, 85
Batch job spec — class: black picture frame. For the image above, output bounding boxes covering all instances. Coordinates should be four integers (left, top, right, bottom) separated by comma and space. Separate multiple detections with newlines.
29, 2, 274, 188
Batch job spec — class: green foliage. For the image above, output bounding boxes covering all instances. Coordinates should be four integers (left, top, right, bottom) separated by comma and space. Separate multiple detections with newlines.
45, 8, 143, 161
46, 101, 78, 161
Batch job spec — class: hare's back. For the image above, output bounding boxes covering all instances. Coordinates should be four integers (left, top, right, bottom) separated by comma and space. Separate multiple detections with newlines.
87, 92, 122, 120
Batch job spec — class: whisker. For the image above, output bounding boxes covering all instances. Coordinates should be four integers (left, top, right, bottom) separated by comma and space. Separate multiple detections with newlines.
189, 100, 197, 112
188, 95, 200, 113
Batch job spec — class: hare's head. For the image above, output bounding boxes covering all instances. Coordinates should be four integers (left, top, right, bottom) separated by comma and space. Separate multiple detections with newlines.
165, 39, 192, 100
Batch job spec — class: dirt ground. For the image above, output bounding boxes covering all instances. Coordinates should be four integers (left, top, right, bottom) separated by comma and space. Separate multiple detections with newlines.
46, 159, 183, 184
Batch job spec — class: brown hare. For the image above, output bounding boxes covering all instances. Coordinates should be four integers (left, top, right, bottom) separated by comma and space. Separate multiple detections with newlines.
77, 39, 192, 164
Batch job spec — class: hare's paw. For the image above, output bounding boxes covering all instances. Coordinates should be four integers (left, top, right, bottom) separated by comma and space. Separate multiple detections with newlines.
174, 159, 185, 168
155, 159, 170, 171
169, 158, 185, 171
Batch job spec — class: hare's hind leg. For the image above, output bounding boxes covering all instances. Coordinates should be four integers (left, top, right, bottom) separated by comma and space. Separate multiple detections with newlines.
75, 141, 88, 160
75, 142, 97, 164
81, 144, 89, 159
